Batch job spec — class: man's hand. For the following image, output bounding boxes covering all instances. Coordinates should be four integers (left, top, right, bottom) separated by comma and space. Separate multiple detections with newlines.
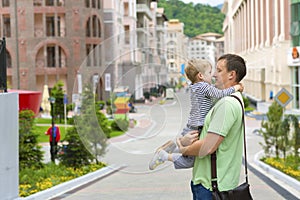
179, 130, 198, 146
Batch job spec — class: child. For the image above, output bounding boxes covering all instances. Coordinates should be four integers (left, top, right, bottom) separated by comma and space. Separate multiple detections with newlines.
149, 59, 243, 170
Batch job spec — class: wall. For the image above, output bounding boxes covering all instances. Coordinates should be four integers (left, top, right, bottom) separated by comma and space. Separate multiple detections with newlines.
0, 93, 19, 200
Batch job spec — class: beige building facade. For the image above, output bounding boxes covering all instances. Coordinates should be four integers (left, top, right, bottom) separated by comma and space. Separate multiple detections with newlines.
222, 0, 293, 109
165, 19, 188, 86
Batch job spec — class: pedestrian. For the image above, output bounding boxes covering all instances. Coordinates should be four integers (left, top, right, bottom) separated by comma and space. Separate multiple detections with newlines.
148, 59, 243, 170
176, 54, 247, 200
45, 121, 61, 162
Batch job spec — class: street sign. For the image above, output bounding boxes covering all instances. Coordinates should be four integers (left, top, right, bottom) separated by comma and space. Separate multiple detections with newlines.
275, 88, 293, 107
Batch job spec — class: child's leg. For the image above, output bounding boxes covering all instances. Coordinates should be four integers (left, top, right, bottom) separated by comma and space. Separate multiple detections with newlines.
155, 140, 176, 153
172, 154, 195, 169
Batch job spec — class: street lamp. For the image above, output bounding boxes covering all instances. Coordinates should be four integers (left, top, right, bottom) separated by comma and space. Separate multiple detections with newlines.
48, 96, 56, 162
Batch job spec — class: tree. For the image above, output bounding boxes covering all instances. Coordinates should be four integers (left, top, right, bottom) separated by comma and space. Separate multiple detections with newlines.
281, 115, 300, 159
58, 126, 94, 168
260, 101, 283, 158
74, 84, 108, 164
51, 80, 65, 122
158, 0, 225, 37
19, 110, 44, 170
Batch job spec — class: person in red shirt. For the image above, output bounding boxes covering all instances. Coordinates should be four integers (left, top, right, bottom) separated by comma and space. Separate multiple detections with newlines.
45, 122, 61, 162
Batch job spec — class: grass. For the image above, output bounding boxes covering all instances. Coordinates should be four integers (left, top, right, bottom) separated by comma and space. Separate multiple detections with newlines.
110, 130, 125, 138
34, 117, 72, 125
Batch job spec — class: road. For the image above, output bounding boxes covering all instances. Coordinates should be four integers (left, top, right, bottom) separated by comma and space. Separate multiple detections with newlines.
52, 91, 300, 200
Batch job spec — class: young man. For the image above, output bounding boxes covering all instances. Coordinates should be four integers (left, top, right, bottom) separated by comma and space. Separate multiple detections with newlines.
177, 54, 247, 200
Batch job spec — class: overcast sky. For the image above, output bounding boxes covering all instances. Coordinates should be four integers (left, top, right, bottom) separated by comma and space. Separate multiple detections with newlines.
180, 0, 224, 7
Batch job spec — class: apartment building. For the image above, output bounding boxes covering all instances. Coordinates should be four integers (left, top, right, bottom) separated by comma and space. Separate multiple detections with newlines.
222, 0, 295, 109
165, 19, 188, 86
1, 0, 104, 100
187, 32, 223, 67
1, 0, 168, 103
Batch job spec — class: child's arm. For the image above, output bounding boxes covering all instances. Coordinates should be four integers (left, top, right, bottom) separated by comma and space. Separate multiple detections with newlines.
233, 83, 244, 92
201, 82, 242, 99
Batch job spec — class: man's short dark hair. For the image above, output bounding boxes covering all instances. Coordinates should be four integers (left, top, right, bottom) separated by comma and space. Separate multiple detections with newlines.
218, 54, 247, 82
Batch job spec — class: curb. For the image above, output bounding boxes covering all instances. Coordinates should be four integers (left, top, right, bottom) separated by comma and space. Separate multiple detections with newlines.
16, 165, 124, 200
253, 151, 300, 197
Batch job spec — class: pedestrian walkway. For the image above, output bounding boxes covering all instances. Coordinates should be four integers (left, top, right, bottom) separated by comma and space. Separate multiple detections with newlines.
33, 93, 300, 200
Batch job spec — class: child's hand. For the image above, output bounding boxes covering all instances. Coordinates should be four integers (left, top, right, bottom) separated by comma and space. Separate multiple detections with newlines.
234, 83, 244, 92
179, 130, 198, 146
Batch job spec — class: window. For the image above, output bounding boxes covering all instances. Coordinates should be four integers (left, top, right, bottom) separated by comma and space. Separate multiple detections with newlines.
124, 25, 130, 44
6, 50, 11, 68
47, 46, 55, 67
85, 0, 90, 7
36, 45, 65, 68
291, 3, 300, 46
85, 0, 100, 9
86, 44, 100, 67
86, 15, 101, 38
292, 67, 300, 108
46, 45, 64, 68
33, 0, 42, 6
45, 14, 65, 37
45, 0, 54, 6
46, 16, 55, 36
2, 0, 9, 7
3, 15, 10, 37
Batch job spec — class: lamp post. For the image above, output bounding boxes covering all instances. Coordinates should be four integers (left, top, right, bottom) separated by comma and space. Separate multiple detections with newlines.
48, 96, 56, 162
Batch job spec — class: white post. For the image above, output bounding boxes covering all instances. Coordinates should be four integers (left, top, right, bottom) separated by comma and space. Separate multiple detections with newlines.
0, 93, 19, 199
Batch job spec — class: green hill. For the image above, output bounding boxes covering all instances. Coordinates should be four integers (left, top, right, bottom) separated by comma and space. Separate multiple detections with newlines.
158, 0, 225, 37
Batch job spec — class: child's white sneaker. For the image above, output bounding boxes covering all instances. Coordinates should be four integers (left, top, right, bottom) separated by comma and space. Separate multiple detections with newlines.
149, 149, 169, 170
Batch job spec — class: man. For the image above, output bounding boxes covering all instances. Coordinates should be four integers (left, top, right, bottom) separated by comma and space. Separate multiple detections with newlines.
45, 122, 61, 162
177, 54, 247, 200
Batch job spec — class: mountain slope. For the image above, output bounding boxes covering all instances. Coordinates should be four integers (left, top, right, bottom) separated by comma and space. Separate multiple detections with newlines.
158, 0, 225, 37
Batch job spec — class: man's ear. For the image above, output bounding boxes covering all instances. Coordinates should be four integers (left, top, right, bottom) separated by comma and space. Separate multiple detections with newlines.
228, 70, 236, 80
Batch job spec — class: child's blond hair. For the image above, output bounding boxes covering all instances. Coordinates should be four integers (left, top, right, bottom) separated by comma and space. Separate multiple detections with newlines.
185, 59, 212, 84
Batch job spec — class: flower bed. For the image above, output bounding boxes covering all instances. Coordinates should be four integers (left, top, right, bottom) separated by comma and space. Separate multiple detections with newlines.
19, 162, 106, 197
262, 156, 300, 181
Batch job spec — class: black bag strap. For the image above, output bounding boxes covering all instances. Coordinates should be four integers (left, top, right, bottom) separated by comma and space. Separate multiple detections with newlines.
211, 95, 249, 191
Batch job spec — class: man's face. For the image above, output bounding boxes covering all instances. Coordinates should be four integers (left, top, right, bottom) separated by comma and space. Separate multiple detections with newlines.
213, 59, 229, 89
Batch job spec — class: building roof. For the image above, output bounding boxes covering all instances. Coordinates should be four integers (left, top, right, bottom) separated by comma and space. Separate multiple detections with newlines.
215, 36, 225, 42
197, 32, 223, 37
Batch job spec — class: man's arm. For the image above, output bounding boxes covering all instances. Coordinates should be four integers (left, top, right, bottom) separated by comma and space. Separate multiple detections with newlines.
177, 132, 224, 157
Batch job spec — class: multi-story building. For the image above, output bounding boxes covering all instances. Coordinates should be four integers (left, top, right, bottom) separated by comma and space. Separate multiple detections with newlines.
187, 32, 223, 67
222, 0, 294, 110
1, 0, 168, 104
165, 19, 188, 86
215, 36, 225, 63
2, 0, 104, 101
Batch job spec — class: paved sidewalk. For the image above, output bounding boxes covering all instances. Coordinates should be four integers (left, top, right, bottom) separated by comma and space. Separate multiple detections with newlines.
37, 94, 300, 200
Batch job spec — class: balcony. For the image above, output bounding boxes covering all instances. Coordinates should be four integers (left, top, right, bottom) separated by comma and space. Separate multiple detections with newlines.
136, 4, 153, 20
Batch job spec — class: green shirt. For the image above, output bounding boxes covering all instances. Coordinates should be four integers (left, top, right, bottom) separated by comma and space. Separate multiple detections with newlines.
192, 92, 244, 191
